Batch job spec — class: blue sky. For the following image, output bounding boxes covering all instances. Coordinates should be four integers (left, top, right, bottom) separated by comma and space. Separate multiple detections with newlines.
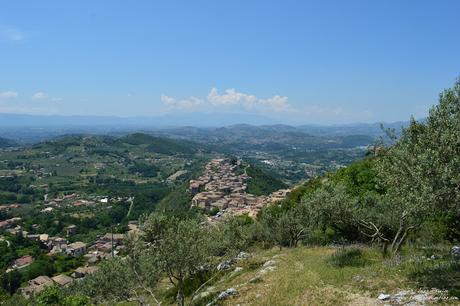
1, 0, 459, 124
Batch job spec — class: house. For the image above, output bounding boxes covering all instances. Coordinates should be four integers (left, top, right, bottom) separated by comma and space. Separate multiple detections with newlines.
49, 243, 68, 254
0, 220, 8, 230
0, 217, 22, 230
72, 266, 98, 278
0, 204, 19, 211
66, 225, 77, 236
21, 275, 54, 297
84, 253, 100, 264
41, 207, 54, 213
46, 236, 68, 252
100, 233, 125, 245
39, 234, 49, 243
27, 234, 41, 241
52, 274, 73, 287
13, 255, 34, 269
89, 241, 112, 253
66, 241, 86, 257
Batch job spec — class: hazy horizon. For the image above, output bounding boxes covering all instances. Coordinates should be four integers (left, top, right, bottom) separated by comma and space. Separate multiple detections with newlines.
0, 111, 414, 128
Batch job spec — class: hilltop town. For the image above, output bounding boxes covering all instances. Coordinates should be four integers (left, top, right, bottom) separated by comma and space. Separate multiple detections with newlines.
189, 158, 290, 221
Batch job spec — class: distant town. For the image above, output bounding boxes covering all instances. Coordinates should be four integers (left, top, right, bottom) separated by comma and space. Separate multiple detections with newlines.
190, 158, 290, 221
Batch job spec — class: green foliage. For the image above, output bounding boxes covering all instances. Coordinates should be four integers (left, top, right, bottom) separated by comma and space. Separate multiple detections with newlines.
373, 78, 460, 247
301, 182, 358, 242
128, 161, 159, 177
155, 184, 194, 217
119, 133, 197, 154
309, 227, 336, 245
327, 247, 367, 268
34, 285, 92, 306
246, 165, 287, 196
282, 177, 322, 205
209, 207, 220, 216
331, 158, 381, 198
142, 214, 216, 305
0, 269, 21, 295
210, 217, 252, 256
407, 260, 460, 298
68, 258, 138, 304
35, 286, 62, 306
61, 295, 92, 306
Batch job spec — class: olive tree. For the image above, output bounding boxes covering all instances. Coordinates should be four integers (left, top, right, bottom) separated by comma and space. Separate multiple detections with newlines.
68, 258, 139, 304
301, 182, 358, 242
142, 214, 214, 306
374, 77, 460, 253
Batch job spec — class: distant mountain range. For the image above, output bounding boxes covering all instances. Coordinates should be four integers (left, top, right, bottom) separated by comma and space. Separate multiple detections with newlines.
149, 124, 375, 150
0, 112, 278, 127
0, 112, 412, 144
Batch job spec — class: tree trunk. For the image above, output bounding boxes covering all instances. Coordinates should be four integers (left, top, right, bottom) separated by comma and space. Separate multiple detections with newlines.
393, 229, 410, 255
176, 281, 185, 306
382, 241, 388, 257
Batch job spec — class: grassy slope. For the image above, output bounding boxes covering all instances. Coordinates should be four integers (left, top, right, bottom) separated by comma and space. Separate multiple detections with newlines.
81, 244, 460, 306
172, 244, 460, 306
215, 247, 398, 306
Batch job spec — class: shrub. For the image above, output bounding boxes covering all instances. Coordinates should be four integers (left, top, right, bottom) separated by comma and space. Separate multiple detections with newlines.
327, 247, 367, 268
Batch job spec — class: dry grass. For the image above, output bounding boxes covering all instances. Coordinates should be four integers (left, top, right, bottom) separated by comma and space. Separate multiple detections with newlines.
210, 246, 409, 306
141, 245, 458, 305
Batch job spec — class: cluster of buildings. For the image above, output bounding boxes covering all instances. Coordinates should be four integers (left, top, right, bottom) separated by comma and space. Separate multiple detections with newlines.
33, 167, 52, 179
2, 219, 138, 297
190, 158, 290, 221
0, 217, 22, 231
44, 193, 128, 209
16, 228, 130, 297
19, 227, 135, 296
21, 266, 98, 297
0, 203, 19, 212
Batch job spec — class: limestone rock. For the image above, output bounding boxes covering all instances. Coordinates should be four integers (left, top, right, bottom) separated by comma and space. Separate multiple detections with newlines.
217, 288, 238, 300
378, 293, 391, 300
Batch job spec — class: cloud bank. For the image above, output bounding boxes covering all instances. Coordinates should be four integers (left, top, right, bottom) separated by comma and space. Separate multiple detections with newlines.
32, 92, 48, 100
0, 91, 18, 99
162, 88, 291, 113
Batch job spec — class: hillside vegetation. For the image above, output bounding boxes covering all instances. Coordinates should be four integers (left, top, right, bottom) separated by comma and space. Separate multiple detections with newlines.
246, 165, 287, 196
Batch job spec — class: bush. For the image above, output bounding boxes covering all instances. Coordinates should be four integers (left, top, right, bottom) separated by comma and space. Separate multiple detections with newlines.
408, 260, 460, 298
327, 247, 367, 268
308, 227, 336, 245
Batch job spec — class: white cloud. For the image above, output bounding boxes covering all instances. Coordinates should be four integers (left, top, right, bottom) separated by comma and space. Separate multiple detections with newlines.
1, 27, 24, 41
0, 91, 18, 99
161, 94, 204, 110
32, 91, 48, 100
207, 88, 290, 111
162, 88, 291, 112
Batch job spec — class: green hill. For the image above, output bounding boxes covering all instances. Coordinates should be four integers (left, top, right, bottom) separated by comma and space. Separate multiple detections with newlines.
246, 164, 288, 196
118, 133, 198, 154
